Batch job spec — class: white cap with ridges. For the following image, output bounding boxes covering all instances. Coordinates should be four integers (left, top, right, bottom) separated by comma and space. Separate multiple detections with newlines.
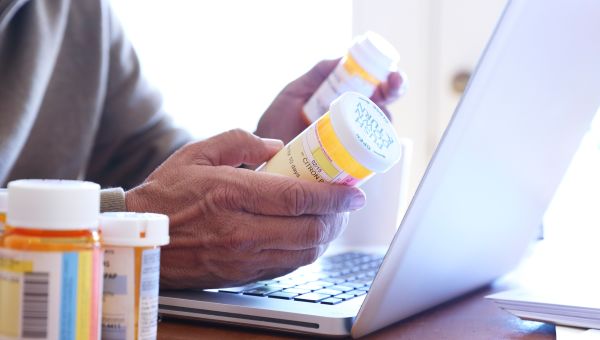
349, 31, 400, 82
329, 92, 402, 173
7, 179, 100, 230
100, 212, 169, 247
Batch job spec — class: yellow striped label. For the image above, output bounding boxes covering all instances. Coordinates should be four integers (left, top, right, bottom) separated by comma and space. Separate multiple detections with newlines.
76, 251, 92, 340
343, 53, 381, 86
317, 113, 373, 180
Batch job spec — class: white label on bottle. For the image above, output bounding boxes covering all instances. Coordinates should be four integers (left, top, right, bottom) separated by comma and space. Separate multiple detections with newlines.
303, 61, 377, 123
137, 248, 160, 340
102, 247, 135, 340
102, 247, 160, 340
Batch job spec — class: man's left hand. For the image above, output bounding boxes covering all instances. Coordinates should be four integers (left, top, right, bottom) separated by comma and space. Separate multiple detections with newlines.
255, 58, 407, 144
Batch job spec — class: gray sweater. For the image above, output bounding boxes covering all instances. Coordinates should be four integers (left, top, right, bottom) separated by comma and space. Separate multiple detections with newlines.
0, 0, 190, 210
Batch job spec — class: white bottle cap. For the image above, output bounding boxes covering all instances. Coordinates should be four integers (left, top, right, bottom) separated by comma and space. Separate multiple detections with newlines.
0, 189, 7, 213
7, 179, 100, 230
348, 31, 400, 82
100, 212, 169, 247
329, 92, 402, 173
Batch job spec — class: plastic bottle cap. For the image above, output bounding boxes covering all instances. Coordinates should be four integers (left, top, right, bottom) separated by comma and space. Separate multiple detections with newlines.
329, 92, 402, 173
100, 212, 169, 247
0, 189, 7, 213
348, 31, 400, 82
7, 179, 100, 230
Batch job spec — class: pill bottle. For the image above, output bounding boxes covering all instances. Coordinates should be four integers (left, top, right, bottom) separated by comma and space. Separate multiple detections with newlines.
99, 212, 169, 340
0, 189, 6, 236
260, 92, 402, 186
0, 179, 102, 340
302, 31, 400, 123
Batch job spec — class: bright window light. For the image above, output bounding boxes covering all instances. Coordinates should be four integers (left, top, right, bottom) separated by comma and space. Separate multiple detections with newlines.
544, 106, 600, 244
111, 0, 352, 138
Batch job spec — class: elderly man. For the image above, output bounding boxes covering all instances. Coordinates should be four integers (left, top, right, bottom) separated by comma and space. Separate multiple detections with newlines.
0, 0, 403, 288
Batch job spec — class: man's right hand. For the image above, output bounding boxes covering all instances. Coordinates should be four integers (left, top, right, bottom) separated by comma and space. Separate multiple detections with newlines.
125, 129, 366, 289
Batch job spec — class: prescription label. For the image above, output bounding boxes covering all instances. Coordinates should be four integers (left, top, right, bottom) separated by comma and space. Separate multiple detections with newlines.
0, 248, 102, 340
260, 115, 368, 186
102, 247, 160, 340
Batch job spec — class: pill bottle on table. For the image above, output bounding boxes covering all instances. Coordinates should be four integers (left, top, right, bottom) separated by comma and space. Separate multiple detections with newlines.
0, 189, 6, 236
302, 31, 400, 123
0, 179, 102, 340
260, 92, 402, 186
99, 212, 169, 340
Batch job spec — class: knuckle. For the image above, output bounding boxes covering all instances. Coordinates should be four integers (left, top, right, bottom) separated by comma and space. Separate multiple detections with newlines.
224, 230, 253, 252
303, 217, 328, 246
281, 181, 310, 216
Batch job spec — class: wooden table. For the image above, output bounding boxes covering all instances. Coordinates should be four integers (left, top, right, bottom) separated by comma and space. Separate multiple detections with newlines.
157, 283, 555, 339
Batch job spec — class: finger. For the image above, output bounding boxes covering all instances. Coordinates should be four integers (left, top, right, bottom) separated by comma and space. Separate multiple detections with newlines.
286, 58, 341, 99
233, 170, 366, 216
183, 129, 283, 167
371, 71, 405, 106
171, 212, 348, 251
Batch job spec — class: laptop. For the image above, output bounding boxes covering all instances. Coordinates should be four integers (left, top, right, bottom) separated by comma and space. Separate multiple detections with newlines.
159, 0, 600, 337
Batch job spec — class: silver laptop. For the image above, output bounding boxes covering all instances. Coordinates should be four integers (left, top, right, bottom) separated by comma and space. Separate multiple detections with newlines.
159, 0, 600, 337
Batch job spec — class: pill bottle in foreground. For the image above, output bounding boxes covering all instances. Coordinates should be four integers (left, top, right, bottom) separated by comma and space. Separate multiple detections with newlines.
0, 179, 102, 340
0, 189, 6, 236
302, 31, 400, 123
100, 212, 170, 340
260, 92, 402, 186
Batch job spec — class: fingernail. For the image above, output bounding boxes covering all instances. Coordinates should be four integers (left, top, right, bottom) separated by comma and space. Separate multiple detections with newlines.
262, 138, 284, 150
349, 191, 366, 211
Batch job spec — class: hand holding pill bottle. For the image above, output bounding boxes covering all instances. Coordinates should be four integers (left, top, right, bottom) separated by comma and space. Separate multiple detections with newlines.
260, 92, 402, 186
302, 31, 401, 124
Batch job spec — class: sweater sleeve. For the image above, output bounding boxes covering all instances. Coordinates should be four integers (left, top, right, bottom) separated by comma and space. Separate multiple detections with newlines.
86, 4, 191, 190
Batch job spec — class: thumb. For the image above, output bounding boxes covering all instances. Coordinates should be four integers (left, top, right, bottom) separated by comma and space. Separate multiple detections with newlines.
186, 129, 283, 167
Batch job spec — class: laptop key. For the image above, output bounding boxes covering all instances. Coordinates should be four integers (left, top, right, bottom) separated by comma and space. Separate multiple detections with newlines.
320, 298, 343, 305
283, 288, 311, 295
268, 292, 299, 300
294, 282, 327, 291
328, 285, 354, 293
243, 286, 283, 297
333, 293, 356, 300
348, 290, 367, 297
323, 277, 346, 284
294, 293, 330, 302
314, 288, 342, 296
344, 282, 366, 289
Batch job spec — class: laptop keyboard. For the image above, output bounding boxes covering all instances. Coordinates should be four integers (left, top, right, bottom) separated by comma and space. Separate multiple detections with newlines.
214, 252, 382, 305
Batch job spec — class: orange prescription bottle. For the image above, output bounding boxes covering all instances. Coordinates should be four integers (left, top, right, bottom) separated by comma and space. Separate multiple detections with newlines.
0, 179, 102, 340
302, 31, 401, 124
260, 92, 402, 186
0, 189, 6, 236
99, 212, 169, 340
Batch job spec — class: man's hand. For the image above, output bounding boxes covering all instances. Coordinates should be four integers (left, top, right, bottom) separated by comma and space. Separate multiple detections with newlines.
125, 129, 366, 289
255, 58, 407, 144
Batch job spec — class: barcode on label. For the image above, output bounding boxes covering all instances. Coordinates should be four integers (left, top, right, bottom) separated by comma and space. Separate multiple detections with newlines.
22, 272, 49, 338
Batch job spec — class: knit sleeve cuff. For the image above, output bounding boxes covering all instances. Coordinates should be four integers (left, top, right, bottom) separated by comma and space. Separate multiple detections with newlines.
100, 187, 126, 212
